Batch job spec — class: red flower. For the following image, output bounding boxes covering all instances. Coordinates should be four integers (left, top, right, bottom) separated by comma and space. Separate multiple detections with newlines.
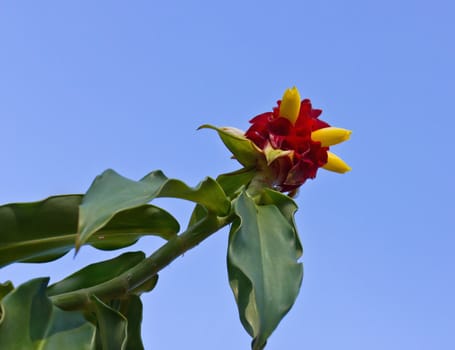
245, 87, 350, 192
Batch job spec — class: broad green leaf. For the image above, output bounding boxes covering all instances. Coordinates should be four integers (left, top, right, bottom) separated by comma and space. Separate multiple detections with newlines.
90, 205, 179, 250
0, 195, 179, 267
92, 295, 145, 350
47, 252, 146, 297
115, 295, 145, 350
199, 124, 263, 167
259, 189, 303, 257
228, 192, 303, 350
78, 169, 230, 249
47, 254, 152, 349
217, 167, 256, 199
187, 204, 209, 229
141, 171, 229, 214
92, 296, 127, 350
0, 195, 81, 266
0, 278, 95, 350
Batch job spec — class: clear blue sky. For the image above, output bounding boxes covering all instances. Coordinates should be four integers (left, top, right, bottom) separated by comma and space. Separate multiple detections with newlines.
1, 1, 454, 349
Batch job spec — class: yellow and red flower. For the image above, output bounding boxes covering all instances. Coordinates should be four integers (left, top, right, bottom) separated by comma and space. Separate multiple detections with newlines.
201, 86, 351, 194
244, 87, 351, 192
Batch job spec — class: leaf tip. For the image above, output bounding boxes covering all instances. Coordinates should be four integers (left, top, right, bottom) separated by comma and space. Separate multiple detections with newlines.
74, 238, 82, 257
197, 124, 213, 131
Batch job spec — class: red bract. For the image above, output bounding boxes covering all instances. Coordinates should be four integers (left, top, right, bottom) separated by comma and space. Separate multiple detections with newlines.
245, 99, 330, 192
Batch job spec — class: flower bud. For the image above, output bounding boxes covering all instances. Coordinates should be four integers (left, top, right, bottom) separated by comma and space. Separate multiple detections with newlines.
279, 87, 301, 124
311, 127, 352, 147
322, 152, 351, 173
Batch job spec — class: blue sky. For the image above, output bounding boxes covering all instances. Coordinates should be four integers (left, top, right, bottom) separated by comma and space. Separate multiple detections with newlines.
1, 0, 454, 349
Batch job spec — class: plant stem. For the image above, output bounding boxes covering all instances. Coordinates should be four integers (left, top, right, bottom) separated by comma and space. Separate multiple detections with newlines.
50, 212, 233, 310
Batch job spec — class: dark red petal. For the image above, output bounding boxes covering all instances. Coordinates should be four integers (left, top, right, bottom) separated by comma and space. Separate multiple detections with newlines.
295, 117, 313, 135
312, 119, 330, 130
311, 109, 322, 119
245, 123, 268, 148
245, 122, 266, 136
249, 112, 273, 124
284, 159, 316, 186
315, 146, 329, 166
269, 134, 285, 149
270, 156, 293, 189
300, 99, 313, 116
268, 117, 293, 136
305, 143, 329, 167
245, 132, 266, 148
273, 101, 281, 118
281, 135, 310, 153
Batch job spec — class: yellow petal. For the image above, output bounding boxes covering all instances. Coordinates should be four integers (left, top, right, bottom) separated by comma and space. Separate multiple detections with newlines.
279, 87, 301, 124
311, 127, 352, 147
323, 151, 351, 173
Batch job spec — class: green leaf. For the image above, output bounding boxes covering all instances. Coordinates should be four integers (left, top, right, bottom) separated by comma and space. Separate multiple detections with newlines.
90, 205, 179, 250
217, 167, 256, 199
116, 295, 145, 350
0, 195, 179, 267
263, 143, 292, 165
0, 195, 81, 266
199, 124, 263, 167
77, 169, 230, 250
228, 192, 303, 350
0, 281, 14, 301
92, 296, 127, 350
90, 295, 145, 350
259, 189, 303, 257
47, 253, 153, 349
0, 278, 96, 350
129, 275, 159, 296
187, 204, 209, 229
47, 252, 147, 297
141, 171, 230, 214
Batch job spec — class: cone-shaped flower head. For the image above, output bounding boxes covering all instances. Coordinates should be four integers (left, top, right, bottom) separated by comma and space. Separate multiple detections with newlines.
245, 86, 351, 192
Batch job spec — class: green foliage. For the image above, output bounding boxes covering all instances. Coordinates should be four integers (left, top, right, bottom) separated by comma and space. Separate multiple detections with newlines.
47, 252, 149, 297
199, 125, 263, 167
92, 296, 128, 350
0, 165, 308, 349
115, 295, 145, 350
90, 295, 146, 350
0, 277, 147, 350
91, 295, 145, 350
0, 281, 14, 301
259, 188, 303, 256
217, 167, 256, 199
77, 169, 230, 250
0, 195, 179, 267
51, 253, 153, 349
228, 192, 303, 350
0, 278, 96, 350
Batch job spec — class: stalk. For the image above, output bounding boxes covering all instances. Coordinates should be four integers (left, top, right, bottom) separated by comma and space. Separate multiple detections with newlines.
51, 212, 233, 310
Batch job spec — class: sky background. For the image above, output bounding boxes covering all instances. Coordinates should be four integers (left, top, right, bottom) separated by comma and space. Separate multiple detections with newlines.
1, 0, 454, 349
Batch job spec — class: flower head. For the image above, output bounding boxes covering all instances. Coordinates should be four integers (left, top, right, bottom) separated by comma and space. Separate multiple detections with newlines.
244, 87, 351, 192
